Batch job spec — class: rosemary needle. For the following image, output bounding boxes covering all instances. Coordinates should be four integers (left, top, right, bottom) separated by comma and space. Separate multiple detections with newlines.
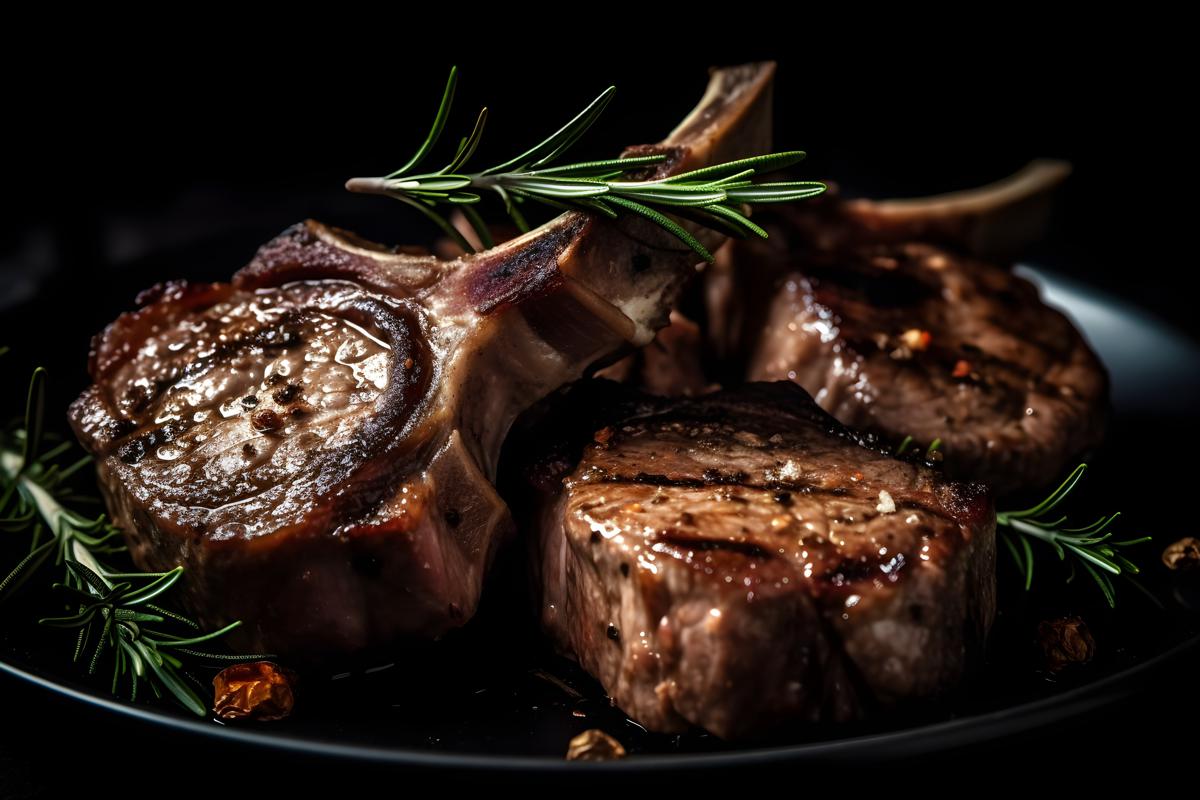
346, 66, 826, 262
891, 433, 1149, 607
1, 358, 262, 715
998, 464, 1150, 607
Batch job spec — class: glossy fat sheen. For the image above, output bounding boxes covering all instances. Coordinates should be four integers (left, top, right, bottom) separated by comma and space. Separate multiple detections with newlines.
73, 281, 427, 541
70, 275, 506, 653
68, 63, 780, 656
719, 203, 1108, 495
530, 382, 995, 739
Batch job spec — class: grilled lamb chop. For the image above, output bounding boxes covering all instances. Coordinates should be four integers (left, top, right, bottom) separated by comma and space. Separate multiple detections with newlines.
709, 164, 1106, 495
511, 379, 995, 739
67, 62, 777, 656
840, 159, 1072, 260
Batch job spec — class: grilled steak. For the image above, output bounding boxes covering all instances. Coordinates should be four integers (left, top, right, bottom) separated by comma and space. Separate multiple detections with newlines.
511, 379, 995, 738
67, 62, 777, 656
709, 165, 1107, 495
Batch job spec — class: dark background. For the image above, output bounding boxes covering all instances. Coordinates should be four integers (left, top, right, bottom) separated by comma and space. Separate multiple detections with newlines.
3, 37, 1195, 352
3, 32, 1197, 794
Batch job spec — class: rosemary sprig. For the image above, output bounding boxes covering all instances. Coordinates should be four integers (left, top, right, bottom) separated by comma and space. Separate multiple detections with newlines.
346, 66, 826, 263
1, 361, 259, 715
998, 464, 1151, 607
891, 432, 1149, 606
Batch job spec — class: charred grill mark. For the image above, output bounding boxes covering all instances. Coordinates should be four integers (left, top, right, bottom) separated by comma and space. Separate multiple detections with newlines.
579, 469, 865, 501
609, 472, 707, 489
292, 296, 434, 529
89, 282, 234, 382
702, 468, 750, 484
653, 529, 775, 560
249, 320, 304, 350
115, 420, 187, 464
778, 237, 1084, 413
117, 316, 307, 428
861, 335, 1072, 410
957, 347, 1075, 396
108, 291, 436, 537
811, 251, 1081, 399
179, 316, 304, 384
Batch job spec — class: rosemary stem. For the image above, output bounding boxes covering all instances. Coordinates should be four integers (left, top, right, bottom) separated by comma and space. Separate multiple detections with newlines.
344, 177, 389, 194
3, 365, 253, 716
2, 451, 65, 535
1000, 516, 1122, 575
1, 449, 111, 586
70, 538, 109, 587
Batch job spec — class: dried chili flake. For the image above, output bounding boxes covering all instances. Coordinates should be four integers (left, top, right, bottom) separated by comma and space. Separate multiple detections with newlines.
1037, 617, 1095, 672
1163, 537, 1200, 571
952, 360, 972, 378
212, 661, 296, 721
566, 728, 627, 761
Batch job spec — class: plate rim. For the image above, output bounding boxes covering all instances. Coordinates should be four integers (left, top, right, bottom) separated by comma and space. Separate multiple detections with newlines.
4, 624, 1197, 771
3, 264, 1198, 769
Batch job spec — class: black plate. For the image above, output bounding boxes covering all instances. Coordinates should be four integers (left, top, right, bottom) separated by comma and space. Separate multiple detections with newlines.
3, 252, 1199, 770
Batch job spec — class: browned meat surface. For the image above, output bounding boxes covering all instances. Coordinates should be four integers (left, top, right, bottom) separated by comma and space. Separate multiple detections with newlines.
67, 63, 777, 656
511, 380, 995, 738
710, 181, 1107, 495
